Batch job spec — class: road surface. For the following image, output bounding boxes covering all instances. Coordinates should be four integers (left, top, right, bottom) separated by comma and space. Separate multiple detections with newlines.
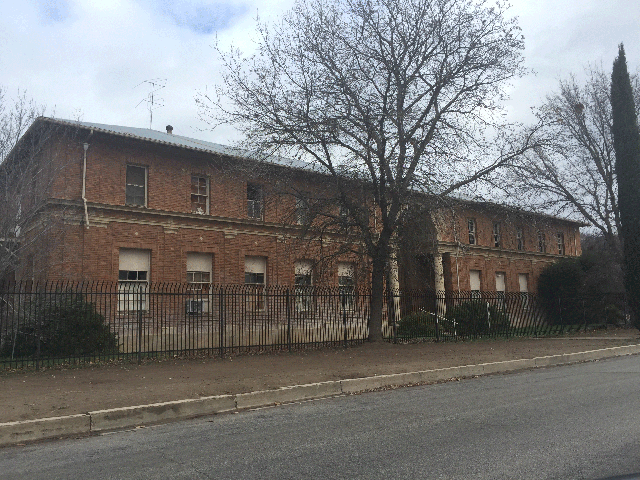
2, 355, 640, 479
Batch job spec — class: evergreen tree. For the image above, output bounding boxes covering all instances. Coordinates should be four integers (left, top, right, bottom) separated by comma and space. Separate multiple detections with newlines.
611, 44, 640, 327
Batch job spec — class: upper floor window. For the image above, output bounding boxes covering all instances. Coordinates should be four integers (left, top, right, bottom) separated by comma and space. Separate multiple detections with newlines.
556, 232, 565, 255
191, 176, 209, 214
516, 227, 524, 251
126, 165, 147, 207
247, 184, 263, 220
492, 222, 501, 248
537, 231, 546, 253
295, 196, 310, 225
468, 219, 476, 245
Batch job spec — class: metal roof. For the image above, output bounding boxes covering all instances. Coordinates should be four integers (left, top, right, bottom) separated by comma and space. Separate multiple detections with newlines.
46, 117, 314, 171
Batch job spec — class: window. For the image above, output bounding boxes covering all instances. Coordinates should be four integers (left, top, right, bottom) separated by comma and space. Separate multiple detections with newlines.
537, 231, 546, 253
118, 249, 150, 310
556, 232, 565, 255
247, 184, 263, 219
338, 262, 355, 310
294, 261, 313, 312
516, 227, 524, 251
469, 270, 481, 299
186, 253, 212, 314
519, 273, 529, 310
495, 272, 506, 308
126, 165, 147, 207
492, 222, 501, 248
191, 176, 209, 214
245, 256, 266, 310
295, 196, 310, 225
468, 219, 476, 245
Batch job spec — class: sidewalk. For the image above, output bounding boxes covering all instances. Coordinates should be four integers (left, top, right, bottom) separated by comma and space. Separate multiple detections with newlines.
2, 329, 637, 425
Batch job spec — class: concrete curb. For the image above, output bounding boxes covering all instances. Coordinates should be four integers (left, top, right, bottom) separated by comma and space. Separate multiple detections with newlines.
2, 343, 639, 447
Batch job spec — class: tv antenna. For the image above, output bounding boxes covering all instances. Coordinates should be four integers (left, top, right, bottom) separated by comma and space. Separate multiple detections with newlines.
135, 78, 166, 129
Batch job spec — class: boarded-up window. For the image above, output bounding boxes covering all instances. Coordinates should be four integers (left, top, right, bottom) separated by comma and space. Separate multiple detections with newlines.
495, 272, 506, 292
469, 270, 481, 298
118, 249, 150, 310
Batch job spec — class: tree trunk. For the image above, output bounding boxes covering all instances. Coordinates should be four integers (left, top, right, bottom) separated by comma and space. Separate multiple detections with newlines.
368, 251, 386, 342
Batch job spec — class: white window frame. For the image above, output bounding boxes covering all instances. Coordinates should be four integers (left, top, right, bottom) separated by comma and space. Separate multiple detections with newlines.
469, 269, 481, 299
295, 196, 310, 226
186, 253, 212, 314
556, 232, 565, 255
537, 231, 546, 253
191, 175, 209, 215
245, 256, 266, 311
516, 227, 524, 251
118, 249, 150, 311
468, 219, 476, 245
247, 184, 263, 220
493, 222, 501, 248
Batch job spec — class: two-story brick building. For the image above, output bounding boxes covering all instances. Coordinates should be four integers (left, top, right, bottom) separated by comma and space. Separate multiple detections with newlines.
1, 117, 582, 298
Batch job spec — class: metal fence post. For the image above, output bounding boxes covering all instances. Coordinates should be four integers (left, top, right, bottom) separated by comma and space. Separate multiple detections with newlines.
286, 289, 291, 353
219, 287, 225, 359
137, 288, 143, 365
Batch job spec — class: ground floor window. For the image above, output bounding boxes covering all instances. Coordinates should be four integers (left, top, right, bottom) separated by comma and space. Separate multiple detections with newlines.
118, 248, 150, 311
294, 260, 313, 312
245, 256, 266, 310
186, 253, 212, 314
338, 262, 355, 310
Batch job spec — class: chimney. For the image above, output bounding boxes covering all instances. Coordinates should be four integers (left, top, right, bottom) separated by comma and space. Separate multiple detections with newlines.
166, 125, 173, 134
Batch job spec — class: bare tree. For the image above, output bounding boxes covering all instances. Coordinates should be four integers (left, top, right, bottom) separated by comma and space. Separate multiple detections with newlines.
0, 89, 66, 282
507, 66, 640, 257
198, 0, 540, 341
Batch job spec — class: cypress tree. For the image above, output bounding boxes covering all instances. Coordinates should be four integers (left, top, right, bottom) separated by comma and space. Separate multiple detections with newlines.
611, 44, 640, 326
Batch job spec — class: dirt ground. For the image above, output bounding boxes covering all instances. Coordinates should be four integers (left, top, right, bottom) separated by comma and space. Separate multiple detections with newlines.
1, 329, 638, 424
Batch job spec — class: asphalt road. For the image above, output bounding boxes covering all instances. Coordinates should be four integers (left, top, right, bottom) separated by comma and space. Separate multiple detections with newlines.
2, 355, 640, 480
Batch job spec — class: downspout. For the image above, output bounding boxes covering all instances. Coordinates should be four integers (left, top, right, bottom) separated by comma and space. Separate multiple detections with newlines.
82, 134, 92, 228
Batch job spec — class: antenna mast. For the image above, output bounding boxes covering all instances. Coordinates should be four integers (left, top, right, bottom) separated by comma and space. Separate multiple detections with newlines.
135, 78, 167, 129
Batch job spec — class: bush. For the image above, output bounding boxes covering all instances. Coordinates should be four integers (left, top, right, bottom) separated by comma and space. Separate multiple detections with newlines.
445, 300, 510, 337
1, 292, 118, 359
396, 311, 438, 338
537, 255, 628, 326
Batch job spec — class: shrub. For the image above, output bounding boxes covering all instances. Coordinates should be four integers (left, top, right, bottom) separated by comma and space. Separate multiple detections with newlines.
1, 292, 118, 359
445, 300, 510, 337
396, 311, 437, 338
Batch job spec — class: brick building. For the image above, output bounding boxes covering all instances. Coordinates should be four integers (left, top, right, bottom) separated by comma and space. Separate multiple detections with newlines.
2, 117, 582, 298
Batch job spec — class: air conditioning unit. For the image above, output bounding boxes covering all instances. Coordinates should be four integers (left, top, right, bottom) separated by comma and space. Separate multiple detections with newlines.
186, 299, 204, 314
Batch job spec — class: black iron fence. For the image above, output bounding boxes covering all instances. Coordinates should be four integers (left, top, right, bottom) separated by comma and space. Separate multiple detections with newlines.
0, 281, 630, 369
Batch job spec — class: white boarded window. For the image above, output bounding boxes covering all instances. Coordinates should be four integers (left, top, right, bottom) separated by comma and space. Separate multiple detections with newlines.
338, 262, 355, 310
245, 256, 266, 310
118, 249, 150, 310
518, 274, 529, 293
295, 260, 313, 312
469, 270, 481, 298
495, 272, 506, 292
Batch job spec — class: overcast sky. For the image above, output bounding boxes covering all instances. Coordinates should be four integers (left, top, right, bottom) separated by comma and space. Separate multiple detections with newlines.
1, 0, 639, 144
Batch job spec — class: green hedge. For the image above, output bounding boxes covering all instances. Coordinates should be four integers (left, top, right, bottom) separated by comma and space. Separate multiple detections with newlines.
1, 293, 118, 358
